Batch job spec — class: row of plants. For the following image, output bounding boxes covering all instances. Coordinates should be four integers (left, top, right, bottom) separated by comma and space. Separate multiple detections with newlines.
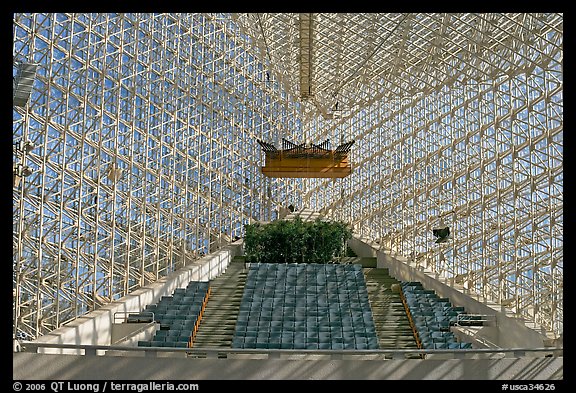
243, 216, 352, 264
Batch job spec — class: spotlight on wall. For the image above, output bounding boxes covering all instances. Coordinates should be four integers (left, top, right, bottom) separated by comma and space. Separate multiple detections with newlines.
22, 140, 35, 153
13, 164, 34, 188
433, 226, 450, 243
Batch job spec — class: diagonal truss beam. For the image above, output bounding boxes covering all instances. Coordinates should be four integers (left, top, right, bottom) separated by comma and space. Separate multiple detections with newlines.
299, 13, 314, 99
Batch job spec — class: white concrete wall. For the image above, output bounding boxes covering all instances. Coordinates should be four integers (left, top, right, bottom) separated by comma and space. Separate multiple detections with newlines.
32, 240, 242, 354
13, 352, 563, 380
348, 235, 550, 349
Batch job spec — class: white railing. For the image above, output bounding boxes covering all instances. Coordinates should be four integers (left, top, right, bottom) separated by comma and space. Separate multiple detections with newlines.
113, 311, 155, 324
455, 313, 497, 327
17, 342, 562, 360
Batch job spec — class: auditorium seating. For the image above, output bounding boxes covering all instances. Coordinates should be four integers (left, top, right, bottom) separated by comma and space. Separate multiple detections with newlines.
400, 281, 473, 349
232, 263, 379, 350
137, 281, 210, 348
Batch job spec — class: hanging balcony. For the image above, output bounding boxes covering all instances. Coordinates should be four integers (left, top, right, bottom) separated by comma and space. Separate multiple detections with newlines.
257, 138, 354, 178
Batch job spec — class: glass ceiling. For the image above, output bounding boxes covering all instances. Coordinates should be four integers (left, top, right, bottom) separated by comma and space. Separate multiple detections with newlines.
13, 13, 562, 341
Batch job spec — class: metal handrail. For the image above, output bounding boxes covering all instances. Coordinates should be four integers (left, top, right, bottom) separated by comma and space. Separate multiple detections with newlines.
18, 341, 563, 359
113, 311, 155, 324
455, 313, 496, 326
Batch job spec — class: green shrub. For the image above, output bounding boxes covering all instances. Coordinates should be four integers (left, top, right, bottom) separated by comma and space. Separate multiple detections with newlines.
243, 217, 352, 264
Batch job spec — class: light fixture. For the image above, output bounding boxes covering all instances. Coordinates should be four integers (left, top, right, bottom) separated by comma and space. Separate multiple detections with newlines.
22, 140, 35, 153
13, 164, 34, 188
13, 62, 38, 107
433, 226, 450, 243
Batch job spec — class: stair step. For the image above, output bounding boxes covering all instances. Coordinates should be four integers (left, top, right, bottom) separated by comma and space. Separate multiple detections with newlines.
198, 319, 238, 325
365, 269, 415, 348
371, 312, 409, 317
194, 263, 248, 347
198, 316, 238, 322
205, 302, 242, 306
379, 339, 416, 342
195, 327, 236, 333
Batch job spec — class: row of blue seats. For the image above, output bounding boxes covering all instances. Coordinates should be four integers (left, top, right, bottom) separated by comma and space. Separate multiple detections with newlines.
240, 301, 370, 309
430, 342, 473, 349
153, 328, 194, 336
238, 307, 374, 314
153, 309, 203, 322
236, 321, 376, 330
235, 328, 377, 338
244, 279, 362, 292
244, 290, 369, 296
245, 278, 366, 284
246, 284, 369, 290
155, 294, 206, 306
237, 305, 373, 314
236, 263, 379, 350
246, 272, 364, 277
244, 292, 370, 298
153, 283, 208, 303
236, 308, 376, 318
246, 272, 365, 278
157, 317, 197, 325
242, 293, 370, 299
233, 333, 379, 349
234, 336, 379, 344
159, 287, 207, 298
234, 330, 379, 339
247, 269, 365, 275
243, 290, 369, 296
136, 280, 209, 348
235, 321, 375, 329
145, 334, 192, 343
244, 279, 363, 292
401, 281, 471, 350
126, 312, 154, 323
147, 303, 204, 313
250, 300, 369, 306
418, 330, 472, 349
244, 297, 373, 305
240, 300, 370, 306
237, 311, 374, 320
128, 309, 196, 325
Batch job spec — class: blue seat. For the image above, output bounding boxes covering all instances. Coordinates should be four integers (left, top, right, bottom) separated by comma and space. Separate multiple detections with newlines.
421, 340, 434, 349
342, 342, 356, 350
367, 337, 379, 349
356, 342, 368, 350
243, 336, 256, 346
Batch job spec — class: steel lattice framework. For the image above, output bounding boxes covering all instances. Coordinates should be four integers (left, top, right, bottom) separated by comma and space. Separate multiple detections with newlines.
13, 13, 562, 341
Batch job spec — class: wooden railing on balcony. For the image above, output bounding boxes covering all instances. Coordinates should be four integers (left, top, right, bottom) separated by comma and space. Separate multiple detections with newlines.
257, 138, 354, 178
